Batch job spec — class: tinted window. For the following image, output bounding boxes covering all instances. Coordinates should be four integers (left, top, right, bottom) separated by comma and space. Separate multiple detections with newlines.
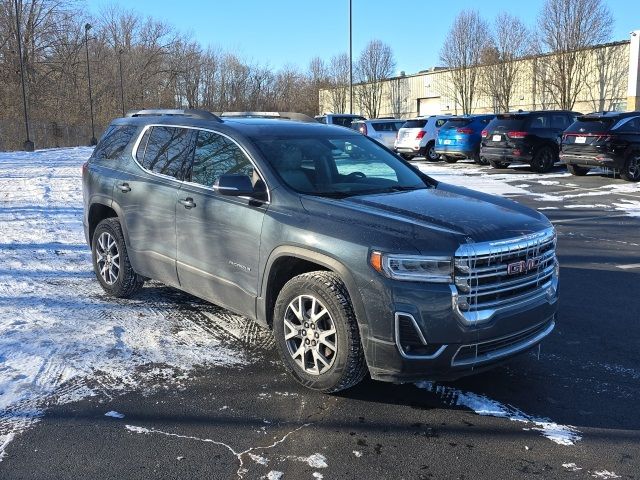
91, 125, 137, 161
441, 118, 471, 129
135, 128, 151, 164
550, 114, 571, 130
435, 119, 447, 127
316, 116, 327, 124
190, 130, 254, 187
370, 122, 400, 132
401, 119, 427, 129
333, 116, 365, 128
613, 116, 640, 133
566, 118, 615, 133
487, 115, 527, 132
528, 114, 548, 129
140, 126, 193, 180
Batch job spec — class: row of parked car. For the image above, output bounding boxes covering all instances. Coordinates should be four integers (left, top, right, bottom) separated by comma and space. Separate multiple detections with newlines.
317, 111, 640, 182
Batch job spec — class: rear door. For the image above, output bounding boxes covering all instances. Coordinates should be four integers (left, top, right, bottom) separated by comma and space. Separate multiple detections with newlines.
112, 125, 194, 286
175, 128, 268, 318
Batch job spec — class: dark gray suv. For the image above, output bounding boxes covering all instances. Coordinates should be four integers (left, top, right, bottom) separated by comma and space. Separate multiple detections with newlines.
82, 109, 559, 392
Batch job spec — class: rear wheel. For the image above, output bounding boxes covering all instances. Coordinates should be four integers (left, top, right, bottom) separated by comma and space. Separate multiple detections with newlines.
621, 155, 640, 182
531, 146, 556, 173
443, 156, 458, 164
273, 271, 367, 393
567, 164, 590, 176
92, 218, 144, 298
489, 160, 509, 169
426, 142, 440, 161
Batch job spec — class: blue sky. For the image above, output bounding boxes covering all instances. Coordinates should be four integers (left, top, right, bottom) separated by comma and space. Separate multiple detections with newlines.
85, 0, 640, 75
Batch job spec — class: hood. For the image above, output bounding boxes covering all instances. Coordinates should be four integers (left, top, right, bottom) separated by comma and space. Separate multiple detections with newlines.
300, 182, 551, 254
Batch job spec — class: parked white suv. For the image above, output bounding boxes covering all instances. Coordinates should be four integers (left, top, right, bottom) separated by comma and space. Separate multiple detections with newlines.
395, 116, 450, 161
352, 119, 406, 150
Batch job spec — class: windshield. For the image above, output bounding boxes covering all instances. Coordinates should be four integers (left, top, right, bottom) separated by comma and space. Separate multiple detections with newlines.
251, 134, 431, 197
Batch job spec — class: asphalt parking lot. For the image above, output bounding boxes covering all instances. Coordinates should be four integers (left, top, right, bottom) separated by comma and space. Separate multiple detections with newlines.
1, 151, 638, 480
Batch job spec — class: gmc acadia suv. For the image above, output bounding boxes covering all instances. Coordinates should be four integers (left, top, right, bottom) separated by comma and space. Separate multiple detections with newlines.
560, 111, 640, 182
481, 110, 580, 172
82, 109, 559, 392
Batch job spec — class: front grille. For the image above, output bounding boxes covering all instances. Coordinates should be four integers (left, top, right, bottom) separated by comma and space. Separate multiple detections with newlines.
452, 318, 554, 366
454, 228, 557, 321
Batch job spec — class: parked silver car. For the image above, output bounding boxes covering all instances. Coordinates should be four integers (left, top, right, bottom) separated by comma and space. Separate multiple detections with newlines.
395, 115, 451, 161
351, 119, 406, 150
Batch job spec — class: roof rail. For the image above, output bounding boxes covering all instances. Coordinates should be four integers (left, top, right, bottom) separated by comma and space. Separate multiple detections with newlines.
125, 109, 222, 122
218, 111, 318, 123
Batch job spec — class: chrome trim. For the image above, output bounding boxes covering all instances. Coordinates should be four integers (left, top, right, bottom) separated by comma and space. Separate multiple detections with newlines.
451, 319, 555, 367
452, 227, 558, 325
129, 123, 271, 204
394, 312, 447, 360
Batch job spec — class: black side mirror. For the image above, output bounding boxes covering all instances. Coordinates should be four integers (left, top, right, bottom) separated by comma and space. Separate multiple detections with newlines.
214, 174, 254, 197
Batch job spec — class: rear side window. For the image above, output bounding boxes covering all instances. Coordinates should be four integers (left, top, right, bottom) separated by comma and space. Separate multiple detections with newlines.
91, 125, 137, 161
550, 114, 571, 130
613, 116, 640, 133
528, 114, 549, 129
435, 119, 447, 128
190, 130, 254, 187
370, 122, 400, 132
401, 119, 427, 128
139, 126, 193, 180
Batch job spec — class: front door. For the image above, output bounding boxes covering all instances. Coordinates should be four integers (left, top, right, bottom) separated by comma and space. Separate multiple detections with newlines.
176, 128, 268, 318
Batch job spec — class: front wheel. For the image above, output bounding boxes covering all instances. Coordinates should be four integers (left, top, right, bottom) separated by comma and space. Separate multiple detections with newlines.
621, 155, 640, 182
92, 218, 144, 298
273, 271, 367, 393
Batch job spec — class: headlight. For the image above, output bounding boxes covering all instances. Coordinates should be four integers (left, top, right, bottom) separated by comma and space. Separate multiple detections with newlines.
370, 252, 452, 283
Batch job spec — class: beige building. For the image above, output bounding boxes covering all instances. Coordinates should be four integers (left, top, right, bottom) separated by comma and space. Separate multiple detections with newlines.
320, 31, 640, 118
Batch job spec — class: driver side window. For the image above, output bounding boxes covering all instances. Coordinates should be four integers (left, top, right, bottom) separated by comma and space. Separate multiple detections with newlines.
190, 130, 254, 187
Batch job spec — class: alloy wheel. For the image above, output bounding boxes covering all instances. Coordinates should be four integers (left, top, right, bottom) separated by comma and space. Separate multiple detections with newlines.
626, 156, 640, 180
283, 295, 337, 375
95, 232, 120, 285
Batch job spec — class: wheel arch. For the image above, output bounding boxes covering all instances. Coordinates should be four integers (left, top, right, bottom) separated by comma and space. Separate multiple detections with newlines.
258, 246, 368, 332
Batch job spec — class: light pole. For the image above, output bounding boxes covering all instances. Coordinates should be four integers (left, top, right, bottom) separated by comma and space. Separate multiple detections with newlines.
118, 48, 125, 117
84, 23, 97, 145
349, 0, 353, 114
14, 0, 34, 151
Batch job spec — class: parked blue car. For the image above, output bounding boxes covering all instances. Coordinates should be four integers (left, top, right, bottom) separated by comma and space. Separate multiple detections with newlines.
435, 114, 495, 165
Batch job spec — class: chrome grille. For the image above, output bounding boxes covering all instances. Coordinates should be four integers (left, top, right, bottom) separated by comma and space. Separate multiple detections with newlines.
452, 228, 558, 324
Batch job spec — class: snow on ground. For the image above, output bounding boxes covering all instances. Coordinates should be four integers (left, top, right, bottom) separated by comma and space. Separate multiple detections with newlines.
415, 382, 582, 446
0, 148, 247, 460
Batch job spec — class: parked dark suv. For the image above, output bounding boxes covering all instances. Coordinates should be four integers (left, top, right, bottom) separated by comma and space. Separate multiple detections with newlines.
82, 109, 559, 392
480, 110, 580, 172
560, 111, 640, 182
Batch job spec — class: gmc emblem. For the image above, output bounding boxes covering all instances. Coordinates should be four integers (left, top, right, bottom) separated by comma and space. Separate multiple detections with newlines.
507, 258, 540, 275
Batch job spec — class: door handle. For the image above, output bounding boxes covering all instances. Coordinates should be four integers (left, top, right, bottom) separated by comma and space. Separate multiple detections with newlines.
117, 183, 131, 193
179, 197, 196, 209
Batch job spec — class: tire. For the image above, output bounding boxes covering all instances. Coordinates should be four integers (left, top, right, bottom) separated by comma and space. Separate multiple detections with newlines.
443, 156, 458, 164
273, 271, 367, 393
91, 218, 144, 298
426, 142, 440, 161
473, 148, 488, 165
531, 146, 556, 173
620, 155, 640, 182
489, 160, 508, 169
567, 164, 590, 176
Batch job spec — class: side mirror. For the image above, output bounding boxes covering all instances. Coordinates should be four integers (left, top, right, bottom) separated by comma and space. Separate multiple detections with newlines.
214, 174, 254, 197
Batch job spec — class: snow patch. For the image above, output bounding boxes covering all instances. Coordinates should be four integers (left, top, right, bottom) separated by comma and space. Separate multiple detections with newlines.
0, 432, 15, 462
562, 462, 582, 471
265, 472, 284, 480
613, 199, 640, 217
104, 411, 125, 419
125, 425, 151, 434
249, 453, 269, 465
312, 473, 324, 479
415, 382, 582, 445
591, 470, 621, 479
296, 453, 328, 468
352, 450, 362, 457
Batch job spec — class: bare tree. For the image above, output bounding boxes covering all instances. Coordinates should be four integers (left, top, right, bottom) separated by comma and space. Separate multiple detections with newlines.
387, 74, 409, 118
325, 53, 349, 113
440, 10, 490, 114
536, 0, 613, 110
355, 39, 395, 118
480, 13, 530, 112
